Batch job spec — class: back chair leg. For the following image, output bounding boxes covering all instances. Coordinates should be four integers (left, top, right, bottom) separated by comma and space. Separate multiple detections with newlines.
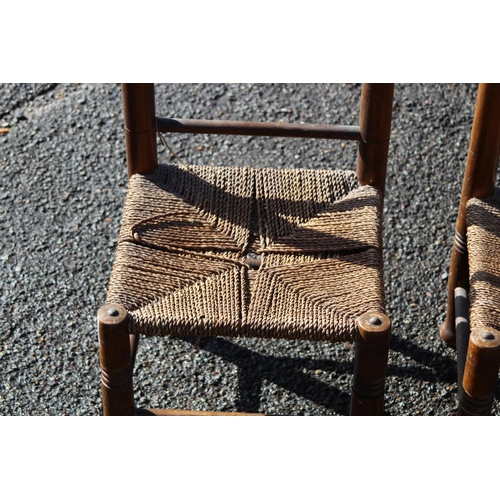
98, 303, 136, 416
356, 83, 394, 195
350, 311, 391, 416
454, 287, 470, 402
122, 83, 157, 178
440, 233, 469, 347
459, 328, 500, 415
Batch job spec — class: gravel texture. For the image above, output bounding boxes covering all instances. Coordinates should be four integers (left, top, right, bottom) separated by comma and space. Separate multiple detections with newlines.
1, 82, 497, 416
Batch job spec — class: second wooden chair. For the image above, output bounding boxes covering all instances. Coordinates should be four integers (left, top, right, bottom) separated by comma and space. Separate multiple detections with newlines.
441, 83, 500, 415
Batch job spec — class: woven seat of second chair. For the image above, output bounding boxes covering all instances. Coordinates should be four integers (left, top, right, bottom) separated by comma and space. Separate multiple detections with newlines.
106, 163, 385, 342
467, 187, 500, 332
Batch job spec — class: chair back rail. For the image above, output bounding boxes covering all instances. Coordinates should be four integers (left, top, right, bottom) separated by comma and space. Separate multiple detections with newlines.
156, 117, 361, 141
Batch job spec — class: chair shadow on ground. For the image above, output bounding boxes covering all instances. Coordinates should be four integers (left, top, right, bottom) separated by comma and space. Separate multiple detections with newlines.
183, 336, 353, 414
175, 333, 472, 415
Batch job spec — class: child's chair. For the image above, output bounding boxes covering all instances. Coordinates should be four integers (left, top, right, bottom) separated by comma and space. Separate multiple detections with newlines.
98, 83, 394, 416
441, 83, 500, 415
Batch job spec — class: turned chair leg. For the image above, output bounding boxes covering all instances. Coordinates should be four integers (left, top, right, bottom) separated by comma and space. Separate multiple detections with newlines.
459, 328, 500, 416
98, 303, 136, 416
350, 312, 391, 416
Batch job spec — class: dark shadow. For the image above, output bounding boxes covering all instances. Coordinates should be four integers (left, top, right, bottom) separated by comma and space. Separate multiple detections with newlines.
142, 162, 382, 257
466, 197, 500, 240
470, 270, 500, 292
389, 336, 458, 384
183, 336, 352, 415
173, 334, 464, 415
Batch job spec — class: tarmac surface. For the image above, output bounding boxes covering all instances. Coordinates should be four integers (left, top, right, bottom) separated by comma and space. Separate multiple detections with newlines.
1, 82, 497, 416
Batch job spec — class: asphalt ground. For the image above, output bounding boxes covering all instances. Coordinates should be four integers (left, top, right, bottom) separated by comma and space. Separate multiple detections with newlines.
1, 82, 497, 416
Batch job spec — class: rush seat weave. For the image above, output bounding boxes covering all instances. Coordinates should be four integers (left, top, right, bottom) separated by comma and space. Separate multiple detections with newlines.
106, 163, 385, 342
466, 187, 500, 332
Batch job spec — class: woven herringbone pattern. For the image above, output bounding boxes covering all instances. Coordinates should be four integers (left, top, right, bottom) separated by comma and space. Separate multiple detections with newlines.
467, 187, 500, 332
106, 163, 385, 342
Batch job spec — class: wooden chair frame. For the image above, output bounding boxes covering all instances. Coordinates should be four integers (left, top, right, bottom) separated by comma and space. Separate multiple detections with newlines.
440, 83, 500, 415
98, 83, 394, 416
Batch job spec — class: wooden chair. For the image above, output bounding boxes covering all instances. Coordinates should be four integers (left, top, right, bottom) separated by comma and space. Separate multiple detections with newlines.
98, 83, 394, 416
440, 83, 500, 415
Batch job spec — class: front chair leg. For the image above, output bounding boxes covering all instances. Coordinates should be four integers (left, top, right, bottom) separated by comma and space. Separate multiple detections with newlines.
459, 328, 500, 416
98, 303, 136, 416
350, 311, 391, 416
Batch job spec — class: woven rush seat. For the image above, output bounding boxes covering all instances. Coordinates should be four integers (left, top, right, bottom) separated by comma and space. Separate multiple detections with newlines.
106, 163, 385, 342
466, 187, 500, 333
